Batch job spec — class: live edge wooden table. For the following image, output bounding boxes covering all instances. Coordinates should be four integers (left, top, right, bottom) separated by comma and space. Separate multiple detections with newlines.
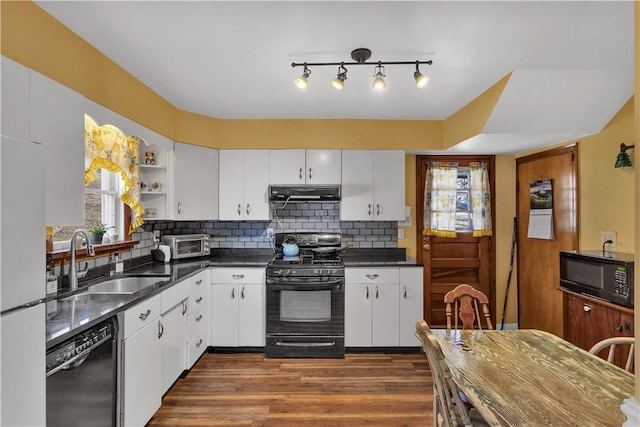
431, 329, 635, 427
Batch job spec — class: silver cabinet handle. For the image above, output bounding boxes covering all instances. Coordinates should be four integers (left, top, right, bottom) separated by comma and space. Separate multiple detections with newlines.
231, 288, 236, 299
403, 286, 407, 299
376, 204, 380, 216
196, 296, 203, 304
299, 167, 303, 180
308, 167, 312, 180
139, 309, 151, 320
375, 286, 379, 299
246, 204, 250, 215
196, 314, 203, 322
366, 286, 370, 299
195, 338, 203, 348
195, 279, 203, 285
241, 286, 245, 299
158, 320, 164, 338
182, 300, 188, 315
232, 274, 245, 279
237, 204, 242, 216
368, 204, 372, 216
177, 202, 182, 214
365, 274, 379, 280
583, 305, 592, 312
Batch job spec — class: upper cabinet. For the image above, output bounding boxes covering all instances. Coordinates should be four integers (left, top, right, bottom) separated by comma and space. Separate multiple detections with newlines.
139, 143, 169, 220
172, 142, 219, 221
1, 56, 30, 141
340, 150, 405, 221
269, 149, 341, 185
219, 150, 270, 221
30, 70, 86, 227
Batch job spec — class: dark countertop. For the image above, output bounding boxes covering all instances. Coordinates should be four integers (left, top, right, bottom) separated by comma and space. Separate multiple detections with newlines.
46, 248, 421, 347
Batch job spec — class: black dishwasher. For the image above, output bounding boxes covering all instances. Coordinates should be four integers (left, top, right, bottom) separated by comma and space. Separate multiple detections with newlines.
46, 317, 118, 427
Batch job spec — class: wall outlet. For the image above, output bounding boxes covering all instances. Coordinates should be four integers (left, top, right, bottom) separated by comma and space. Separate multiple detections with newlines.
398, 229, 405, 239
600, 231, 617, 248
266, 228, 274, 240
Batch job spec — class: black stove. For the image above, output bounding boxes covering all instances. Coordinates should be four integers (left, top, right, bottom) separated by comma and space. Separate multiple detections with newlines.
266, 232, 345, 278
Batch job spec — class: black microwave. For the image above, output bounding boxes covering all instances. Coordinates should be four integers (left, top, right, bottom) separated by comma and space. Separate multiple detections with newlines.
559, 250, 634, 308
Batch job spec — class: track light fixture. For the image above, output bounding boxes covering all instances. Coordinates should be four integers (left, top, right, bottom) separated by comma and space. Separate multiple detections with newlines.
292, 48, 432, 90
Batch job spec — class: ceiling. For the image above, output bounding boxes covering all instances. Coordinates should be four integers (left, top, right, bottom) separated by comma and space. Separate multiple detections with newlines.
35, 1, 634, 154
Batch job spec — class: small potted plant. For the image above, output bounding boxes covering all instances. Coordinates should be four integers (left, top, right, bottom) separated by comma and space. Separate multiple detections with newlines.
88, 224, 113, 244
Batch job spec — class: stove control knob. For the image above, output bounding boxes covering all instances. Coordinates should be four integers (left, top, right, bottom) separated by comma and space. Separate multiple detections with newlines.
286, 269, 292, 277
276, 269, 284, 277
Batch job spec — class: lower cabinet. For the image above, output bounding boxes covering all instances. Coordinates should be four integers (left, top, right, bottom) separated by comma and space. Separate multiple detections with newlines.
187, 270, 211, 367
211, 268, 265, 347
122, 294, 162, 427
563, 290, 634, 368
160, 300, 187, 394
345, 267, 423, 348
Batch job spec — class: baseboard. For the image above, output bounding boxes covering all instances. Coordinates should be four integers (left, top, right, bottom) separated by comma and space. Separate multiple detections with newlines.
499, 323, 519, 330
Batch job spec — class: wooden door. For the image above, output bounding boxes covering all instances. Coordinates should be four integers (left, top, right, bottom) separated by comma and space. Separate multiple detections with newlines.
516, 145, 578, 336
417, 156, 496, 328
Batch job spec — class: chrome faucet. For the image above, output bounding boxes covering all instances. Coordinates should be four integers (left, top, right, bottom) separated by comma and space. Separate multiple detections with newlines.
69, 229, 95, 290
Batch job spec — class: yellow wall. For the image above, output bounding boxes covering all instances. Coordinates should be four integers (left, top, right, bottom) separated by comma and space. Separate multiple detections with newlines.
633, 0, 639, 400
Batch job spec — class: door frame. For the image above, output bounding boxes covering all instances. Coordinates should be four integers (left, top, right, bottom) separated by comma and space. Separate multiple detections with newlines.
416, 155, 497, 323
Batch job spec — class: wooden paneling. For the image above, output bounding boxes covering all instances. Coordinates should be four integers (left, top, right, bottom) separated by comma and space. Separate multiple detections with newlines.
148, 353, 432, 426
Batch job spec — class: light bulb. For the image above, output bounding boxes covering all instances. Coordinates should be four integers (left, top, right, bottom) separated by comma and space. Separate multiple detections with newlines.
294, 76, 308, 89
331, 77, 345, 90
415, 73, 430, 88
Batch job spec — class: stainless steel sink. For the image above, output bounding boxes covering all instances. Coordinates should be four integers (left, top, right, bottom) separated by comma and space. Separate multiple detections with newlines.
62, 293, 129, 302
87, 277, 166, 294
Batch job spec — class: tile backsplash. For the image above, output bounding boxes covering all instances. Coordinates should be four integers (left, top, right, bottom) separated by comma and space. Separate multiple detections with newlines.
141, 202, 398, 250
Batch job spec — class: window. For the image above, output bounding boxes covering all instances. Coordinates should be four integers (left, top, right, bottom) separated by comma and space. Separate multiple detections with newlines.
52, 168, 125, 249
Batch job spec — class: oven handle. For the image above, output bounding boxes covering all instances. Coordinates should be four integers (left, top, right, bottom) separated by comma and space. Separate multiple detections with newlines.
275, 341, 336, 347
266, 279, 344, 291
46, 334, 112, 377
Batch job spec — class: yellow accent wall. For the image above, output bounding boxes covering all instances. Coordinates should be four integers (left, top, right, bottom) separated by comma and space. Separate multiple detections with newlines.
634, 0, 639, 400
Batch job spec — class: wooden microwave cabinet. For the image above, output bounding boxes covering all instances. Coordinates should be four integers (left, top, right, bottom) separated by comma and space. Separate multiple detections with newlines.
562, 289, 634, 370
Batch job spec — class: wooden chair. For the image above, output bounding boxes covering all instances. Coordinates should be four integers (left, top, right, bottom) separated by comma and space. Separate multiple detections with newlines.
589, 337, 635, 372
415, 320, 488, 427
444, 284, 493, 330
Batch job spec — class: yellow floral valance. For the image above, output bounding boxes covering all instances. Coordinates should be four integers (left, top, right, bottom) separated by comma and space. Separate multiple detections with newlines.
84, 115, 144, 234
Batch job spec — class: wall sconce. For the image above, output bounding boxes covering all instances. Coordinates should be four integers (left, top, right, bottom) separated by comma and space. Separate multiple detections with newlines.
614, 143, 635, 168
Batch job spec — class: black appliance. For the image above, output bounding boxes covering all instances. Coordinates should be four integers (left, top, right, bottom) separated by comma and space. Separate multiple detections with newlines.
560, 250, 634, 308
269, 185, 341, 202
46, 317, 118, 427
265, 232, 345, 358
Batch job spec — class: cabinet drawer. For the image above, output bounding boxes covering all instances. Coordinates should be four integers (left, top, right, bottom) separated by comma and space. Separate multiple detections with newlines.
123, 294, 162, 339
186, 332, 206, 368
190, 273, 207, 293
345, 268, 399, 283
211, 268, 264, 284
187, 289, 207, 316
161, 279, 190, 313
188, 309, 208, 341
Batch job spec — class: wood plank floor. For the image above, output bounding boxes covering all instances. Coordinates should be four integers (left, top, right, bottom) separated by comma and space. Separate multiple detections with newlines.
148, 352, 433, 426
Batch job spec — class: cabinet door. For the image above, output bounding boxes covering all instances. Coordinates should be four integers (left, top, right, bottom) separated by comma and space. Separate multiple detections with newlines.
340, 150, 374, 221
160, 302, 187, 394
123, 319, 162, 427
30, 71, 86, 226
243, 150, 270, 220
210, 283, 239, 346
1, 137, 45, 311
399, 268, 424, 346
372, 282, 400, 346
373, 150, 405, 220
306, 149, 341, 185
173, 142, 219, 220
218, 150, 245, 220
238, 283, 265, 346
269, 149, 305, 185
1, 56, 30, 141
345, 283, 373, 346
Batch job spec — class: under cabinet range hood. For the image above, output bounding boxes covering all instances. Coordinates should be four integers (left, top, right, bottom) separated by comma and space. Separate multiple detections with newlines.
269, 185, 341, 202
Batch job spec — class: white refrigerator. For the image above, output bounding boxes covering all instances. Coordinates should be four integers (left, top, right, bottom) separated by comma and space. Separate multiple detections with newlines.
0, 136, 46, 426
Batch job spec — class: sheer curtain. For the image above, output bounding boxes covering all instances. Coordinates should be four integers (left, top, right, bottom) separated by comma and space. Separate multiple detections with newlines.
423, 162, 458, 237
84, 115, 144, 234
469, 162, 492, 237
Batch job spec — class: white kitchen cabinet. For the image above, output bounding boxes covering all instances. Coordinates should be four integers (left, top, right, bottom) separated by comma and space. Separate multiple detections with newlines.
1, 56, 30, 141
340, 150, 405, 221
187, 270, 211, 367
218, 150, 270, 220
122, 300, 162, 427
172, 142, 219, 220
345, 268, 400, 347
269, 149, 341, 185
399, 268, 424, 346
1, 137, 45, 311
139, 143, 169, 220
0, 304, 46, 427
160, 300, 187, 394
211, 268, 265, 347
30, 70, 86, 226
